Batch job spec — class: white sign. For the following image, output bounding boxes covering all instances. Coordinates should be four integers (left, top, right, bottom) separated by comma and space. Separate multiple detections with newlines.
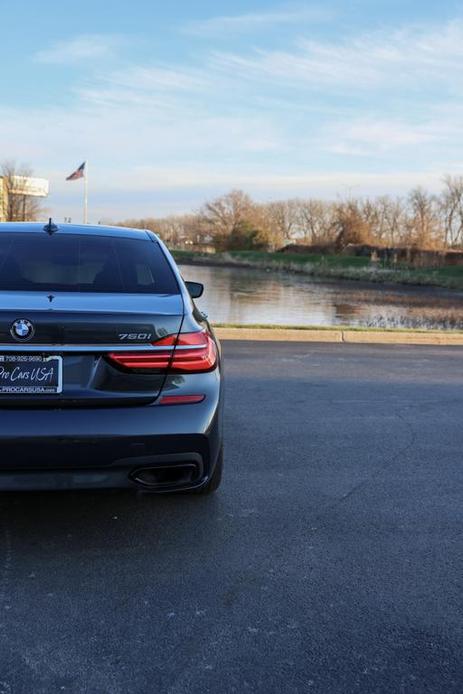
10, 176, 49, 198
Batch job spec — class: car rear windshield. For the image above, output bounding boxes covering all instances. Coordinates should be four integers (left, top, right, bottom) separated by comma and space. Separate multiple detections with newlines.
0, 233, 179, 294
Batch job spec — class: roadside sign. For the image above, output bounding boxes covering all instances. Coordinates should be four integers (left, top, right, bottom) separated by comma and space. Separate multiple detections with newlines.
9, 176, 49, 198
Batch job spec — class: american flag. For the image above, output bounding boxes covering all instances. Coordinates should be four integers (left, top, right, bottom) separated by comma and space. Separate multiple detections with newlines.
66, 162, 86, 181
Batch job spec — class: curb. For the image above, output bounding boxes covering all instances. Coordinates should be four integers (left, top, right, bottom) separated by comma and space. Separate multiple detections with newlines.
214, 327, 463, 346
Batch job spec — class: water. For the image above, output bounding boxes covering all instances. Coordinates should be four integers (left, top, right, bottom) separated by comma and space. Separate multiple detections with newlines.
179, 263, 463, 330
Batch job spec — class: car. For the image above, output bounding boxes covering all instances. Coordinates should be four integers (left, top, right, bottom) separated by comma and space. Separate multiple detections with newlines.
0, 221, 223, 494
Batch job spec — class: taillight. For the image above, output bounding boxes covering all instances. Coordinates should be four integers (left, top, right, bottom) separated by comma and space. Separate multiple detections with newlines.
107, 330, 217, 374
170, 331, 217, 373
106, 350, 172, 371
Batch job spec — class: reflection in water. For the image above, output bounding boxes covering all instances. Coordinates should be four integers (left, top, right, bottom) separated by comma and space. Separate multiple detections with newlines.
179, 264, 463, 330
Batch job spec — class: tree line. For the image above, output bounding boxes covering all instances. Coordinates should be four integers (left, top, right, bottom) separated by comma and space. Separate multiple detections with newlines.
3, 158, 463, 251
120, 177, 463, 252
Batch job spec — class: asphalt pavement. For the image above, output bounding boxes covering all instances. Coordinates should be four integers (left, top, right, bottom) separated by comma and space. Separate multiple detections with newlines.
0, 340, 463, 693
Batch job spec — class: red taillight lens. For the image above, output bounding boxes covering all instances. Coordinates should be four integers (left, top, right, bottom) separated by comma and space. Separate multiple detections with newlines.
170, 331, 217, 373
106, 351, 172, 370
107, 331, 217, 373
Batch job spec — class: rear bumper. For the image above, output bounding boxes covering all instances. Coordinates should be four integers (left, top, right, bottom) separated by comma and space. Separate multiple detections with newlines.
0, 392, 222, 491
0, 454, 209, 492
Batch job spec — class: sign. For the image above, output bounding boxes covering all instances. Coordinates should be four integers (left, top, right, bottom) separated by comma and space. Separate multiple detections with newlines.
9, 176, 49, 198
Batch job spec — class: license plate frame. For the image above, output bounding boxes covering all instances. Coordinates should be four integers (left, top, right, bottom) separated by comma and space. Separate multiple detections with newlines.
0, 355, 63, 394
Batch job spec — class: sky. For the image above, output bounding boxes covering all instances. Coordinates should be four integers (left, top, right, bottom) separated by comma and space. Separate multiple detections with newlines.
1, 0, 463, 222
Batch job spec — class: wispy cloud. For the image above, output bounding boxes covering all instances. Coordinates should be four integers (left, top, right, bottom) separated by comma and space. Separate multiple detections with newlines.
212, 19, 463, 90
35, 34, 124, 65
74, 61, 213, 113
183, 6, 332, 37
326, 118, 445, 157
103, 65, 209, 93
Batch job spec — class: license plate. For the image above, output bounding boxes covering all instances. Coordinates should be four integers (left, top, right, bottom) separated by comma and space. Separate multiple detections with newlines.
0, 355, 63, 394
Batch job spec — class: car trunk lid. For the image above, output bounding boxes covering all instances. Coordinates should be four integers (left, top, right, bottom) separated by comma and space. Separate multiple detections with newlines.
0, 293, 184, 407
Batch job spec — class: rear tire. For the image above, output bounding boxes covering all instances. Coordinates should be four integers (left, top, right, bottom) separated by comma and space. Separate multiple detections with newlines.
195, 447, 223, 494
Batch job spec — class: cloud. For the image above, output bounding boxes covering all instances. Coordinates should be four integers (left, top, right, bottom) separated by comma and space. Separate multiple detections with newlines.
35, 34, 124, 65
326, 118, 445, 157
74, 63, 213, 112
183, 6, 332, 37
91, 168, 448, 196
212, 19, 463, 90
101, 65, 209, 93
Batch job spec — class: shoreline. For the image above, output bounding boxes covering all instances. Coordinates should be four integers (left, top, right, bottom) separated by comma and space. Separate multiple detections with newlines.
173, 250, 463, 293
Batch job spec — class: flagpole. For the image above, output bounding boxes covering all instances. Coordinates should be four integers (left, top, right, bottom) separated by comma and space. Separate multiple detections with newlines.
83, 160, 88, 224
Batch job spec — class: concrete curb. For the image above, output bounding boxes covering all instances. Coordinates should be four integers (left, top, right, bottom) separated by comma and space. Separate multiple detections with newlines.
215, 327, 463, 346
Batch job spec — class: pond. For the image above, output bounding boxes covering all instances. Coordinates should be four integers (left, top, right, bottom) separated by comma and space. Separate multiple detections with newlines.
179, 263, 463, 330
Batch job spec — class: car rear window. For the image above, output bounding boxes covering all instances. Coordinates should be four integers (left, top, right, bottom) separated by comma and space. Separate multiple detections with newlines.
0, 233, 179, 294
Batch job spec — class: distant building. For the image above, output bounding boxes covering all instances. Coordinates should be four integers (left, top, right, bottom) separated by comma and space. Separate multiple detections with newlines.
0, 178, 6, 222
0, 175, 49, 222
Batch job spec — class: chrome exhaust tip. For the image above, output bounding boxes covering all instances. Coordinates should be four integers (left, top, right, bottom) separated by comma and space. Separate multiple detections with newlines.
130, 464, 199, 489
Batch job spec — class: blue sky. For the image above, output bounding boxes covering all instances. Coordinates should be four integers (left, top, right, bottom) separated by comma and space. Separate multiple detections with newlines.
1, 0, 463, 222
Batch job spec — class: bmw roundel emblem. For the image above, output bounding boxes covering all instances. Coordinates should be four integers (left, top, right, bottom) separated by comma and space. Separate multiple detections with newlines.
10, 319, 35, 342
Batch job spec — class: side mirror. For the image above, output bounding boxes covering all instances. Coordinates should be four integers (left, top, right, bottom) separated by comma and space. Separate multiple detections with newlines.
185, 281, 204, 299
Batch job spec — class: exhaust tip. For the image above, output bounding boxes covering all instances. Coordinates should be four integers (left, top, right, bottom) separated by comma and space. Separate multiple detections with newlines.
130, 464, 199, 489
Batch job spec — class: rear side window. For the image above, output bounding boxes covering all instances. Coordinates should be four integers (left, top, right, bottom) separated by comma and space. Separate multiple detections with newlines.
0, 234, 179, 294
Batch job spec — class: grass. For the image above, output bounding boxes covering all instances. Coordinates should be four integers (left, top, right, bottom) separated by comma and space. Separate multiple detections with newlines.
174, 249, 369, 268
228, 250, 370, 268
173, 249, 463, 291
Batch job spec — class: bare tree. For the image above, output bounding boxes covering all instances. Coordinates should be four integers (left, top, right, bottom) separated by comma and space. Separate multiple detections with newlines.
407, 187, 441, 248
200, 190, 263, 250
201, 190, 253, 232
381, 197, 406, 247
333, 200, 372, 249
120, 214, 210, 249
293, 199, 335, 244
264, 199, 301, 242
440, 175, 463, 247
358, 196, 407, 247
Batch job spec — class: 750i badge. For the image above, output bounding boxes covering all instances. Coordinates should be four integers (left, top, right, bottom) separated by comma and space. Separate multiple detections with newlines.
118, 332, 153, 341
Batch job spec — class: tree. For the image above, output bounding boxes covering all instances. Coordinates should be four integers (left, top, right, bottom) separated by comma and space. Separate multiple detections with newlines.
407, 187, 441, 248
297, 199, 335, 244
380, 197, 406, 247
200, 190, 264, 251
264, 199, 300, 242
358, 196, 407, 247
334, 200, 372, 249
119, 213, 209, 248
440, 175, 463, 247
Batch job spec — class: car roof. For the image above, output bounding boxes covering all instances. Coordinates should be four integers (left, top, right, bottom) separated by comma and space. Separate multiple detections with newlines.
0, 222, 158, 241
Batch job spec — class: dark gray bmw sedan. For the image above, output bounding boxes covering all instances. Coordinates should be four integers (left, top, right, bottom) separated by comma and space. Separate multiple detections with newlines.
0, 222, 223, 494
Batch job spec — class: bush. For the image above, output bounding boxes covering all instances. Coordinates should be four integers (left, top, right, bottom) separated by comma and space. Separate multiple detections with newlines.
335, 203, 372, 249
214, 221, 268, 251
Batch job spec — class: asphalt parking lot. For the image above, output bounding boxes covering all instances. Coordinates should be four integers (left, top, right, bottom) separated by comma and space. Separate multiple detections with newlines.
0, 340, 462, 693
